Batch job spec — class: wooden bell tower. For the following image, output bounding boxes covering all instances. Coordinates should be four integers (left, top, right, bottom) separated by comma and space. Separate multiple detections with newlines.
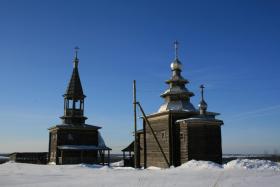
48, 47, 111, 165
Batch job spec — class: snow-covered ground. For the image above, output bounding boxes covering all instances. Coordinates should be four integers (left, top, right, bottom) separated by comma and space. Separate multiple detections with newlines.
0, 159, 279, 187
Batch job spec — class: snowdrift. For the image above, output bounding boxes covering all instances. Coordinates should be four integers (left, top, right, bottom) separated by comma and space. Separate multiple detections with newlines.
178, 160, 222, 169
224, 159, 280, 171
178, 159, 280, 171
0, 159, 279, 187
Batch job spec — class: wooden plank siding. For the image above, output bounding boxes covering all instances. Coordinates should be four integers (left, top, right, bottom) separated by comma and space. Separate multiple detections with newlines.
137, 111, 223, 168
179, 123, 188, 164
138, 133, 145, 167
187, 123, 222, 164
145, 114, 170, 168
170, 112, 195, 166
49, 131, 58, 163
49, 128, 98, 164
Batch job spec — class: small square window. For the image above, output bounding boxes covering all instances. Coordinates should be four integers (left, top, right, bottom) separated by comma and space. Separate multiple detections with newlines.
161, 131, 166, 139
180, 132, 184, 140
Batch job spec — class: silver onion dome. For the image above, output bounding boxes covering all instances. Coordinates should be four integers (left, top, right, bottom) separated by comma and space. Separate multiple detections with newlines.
198, 99, 208, 111
171, 59, 183, 71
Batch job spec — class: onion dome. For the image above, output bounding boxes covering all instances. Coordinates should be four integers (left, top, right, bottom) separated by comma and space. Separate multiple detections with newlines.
171, 58, 183, 71
198, 84, 208, 115
158, 41, 195, 112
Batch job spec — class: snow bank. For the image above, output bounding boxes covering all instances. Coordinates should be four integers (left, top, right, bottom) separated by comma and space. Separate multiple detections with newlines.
179, 160, 222, 169
147, 166, 162, 170
86, 159, 280, 171
110, 160, 124, 167
177, 159, 280, 171
113, 167, 135, 170
1, 160, 280, 187
224, 159, 280, 171
79, 163, 107, 169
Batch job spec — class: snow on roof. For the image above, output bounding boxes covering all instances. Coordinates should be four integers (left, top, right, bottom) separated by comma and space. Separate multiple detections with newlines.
48, 123, 101, 130
176, 116, 223, 124
158, 100, 196, 113
58, 145, 111, 151
98, 132, 109, 149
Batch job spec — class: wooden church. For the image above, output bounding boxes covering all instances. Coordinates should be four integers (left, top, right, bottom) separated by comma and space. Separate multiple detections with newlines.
48, 48, 111, 165
129, 42, 224, 168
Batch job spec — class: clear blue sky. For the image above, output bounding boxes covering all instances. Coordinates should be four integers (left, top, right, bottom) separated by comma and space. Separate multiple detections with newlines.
0, 0, 279, 154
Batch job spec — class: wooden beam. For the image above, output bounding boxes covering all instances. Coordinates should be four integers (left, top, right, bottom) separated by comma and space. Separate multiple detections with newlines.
108, 150, 110, 166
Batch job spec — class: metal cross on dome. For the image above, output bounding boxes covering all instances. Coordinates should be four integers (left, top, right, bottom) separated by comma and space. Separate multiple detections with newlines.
174, 40, 179, 59
200, 84, 205, 100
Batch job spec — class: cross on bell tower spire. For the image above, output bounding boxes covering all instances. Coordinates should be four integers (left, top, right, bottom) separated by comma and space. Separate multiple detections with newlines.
74, 46, 80, 68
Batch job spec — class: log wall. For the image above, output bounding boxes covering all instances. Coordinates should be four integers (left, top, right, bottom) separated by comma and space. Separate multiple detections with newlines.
145, 114, 170, 168
49, 128, 98, 164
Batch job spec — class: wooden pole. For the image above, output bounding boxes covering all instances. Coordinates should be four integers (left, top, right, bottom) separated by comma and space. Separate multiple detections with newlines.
61, 150, 63, 165
102, 151, 105, 165
133, 80, 140, 168
81, 151, 83, 163
108, 150, 110, 166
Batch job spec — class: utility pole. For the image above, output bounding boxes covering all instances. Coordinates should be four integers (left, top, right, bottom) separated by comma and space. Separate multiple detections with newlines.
133, 80, 139, 168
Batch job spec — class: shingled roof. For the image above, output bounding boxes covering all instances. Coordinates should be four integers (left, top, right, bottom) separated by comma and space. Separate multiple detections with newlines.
122, 141, 134, 152
64, 57, 85, 100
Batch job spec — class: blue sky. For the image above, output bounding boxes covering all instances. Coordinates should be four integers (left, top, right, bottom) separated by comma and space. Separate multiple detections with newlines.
0, 0, 279, 154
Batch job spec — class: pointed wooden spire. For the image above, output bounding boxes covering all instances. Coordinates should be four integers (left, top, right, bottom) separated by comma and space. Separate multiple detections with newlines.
64, 47, 85, 100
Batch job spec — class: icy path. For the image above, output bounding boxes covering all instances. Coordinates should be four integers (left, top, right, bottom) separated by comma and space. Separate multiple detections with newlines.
0, 160, 279, 187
